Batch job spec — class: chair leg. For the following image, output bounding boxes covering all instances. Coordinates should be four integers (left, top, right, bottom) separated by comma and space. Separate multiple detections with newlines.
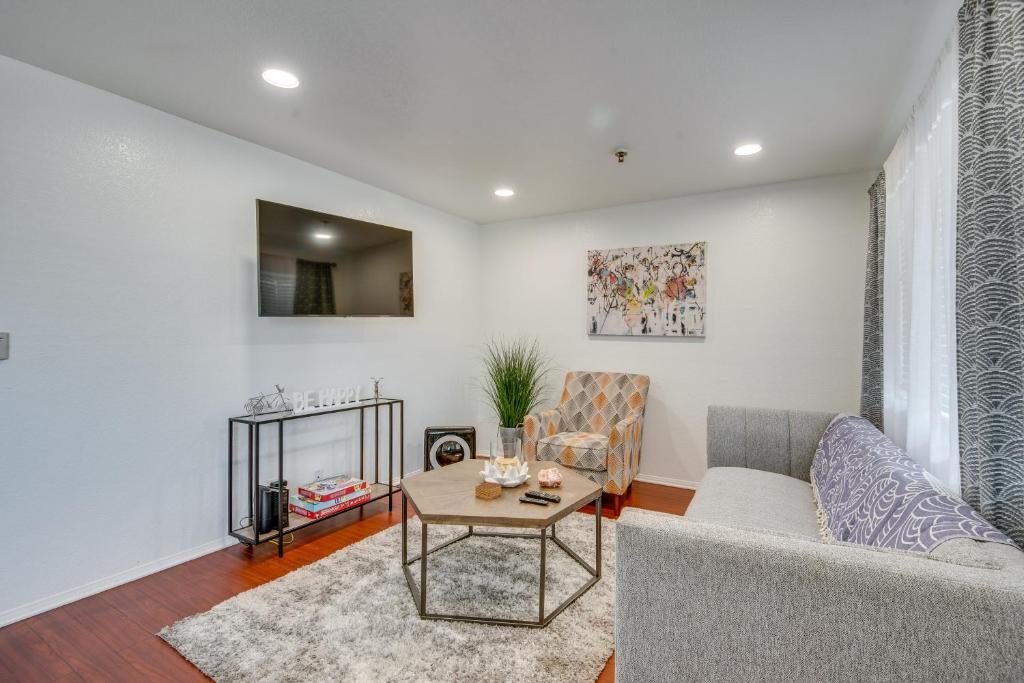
602, 491, 626, 517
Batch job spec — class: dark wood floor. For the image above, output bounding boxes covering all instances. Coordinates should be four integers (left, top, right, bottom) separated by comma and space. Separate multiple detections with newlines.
0, 481, 693, 682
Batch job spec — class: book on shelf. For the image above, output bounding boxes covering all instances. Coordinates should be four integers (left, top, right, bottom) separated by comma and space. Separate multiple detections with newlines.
289, 488, 368, 513
297, 474, 369, 502
289, 491, 372, 520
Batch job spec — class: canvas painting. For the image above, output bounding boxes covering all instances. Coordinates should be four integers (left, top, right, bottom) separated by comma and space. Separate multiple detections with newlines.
587, 242, 706, 336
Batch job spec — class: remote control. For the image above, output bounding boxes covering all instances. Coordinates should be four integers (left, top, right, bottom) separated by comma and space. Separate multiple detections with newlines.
519, 494, 549, 505
525, 490, 561, 504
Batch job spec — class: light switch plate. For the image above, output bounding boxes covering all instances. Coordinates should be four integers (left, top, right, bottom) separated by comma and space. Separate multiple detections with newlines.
0, 333, 8, 360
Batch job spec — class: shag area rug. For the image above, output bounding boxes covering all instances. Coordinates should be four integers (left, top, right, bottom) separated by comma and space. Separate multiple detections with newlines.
161, 513, 615, 682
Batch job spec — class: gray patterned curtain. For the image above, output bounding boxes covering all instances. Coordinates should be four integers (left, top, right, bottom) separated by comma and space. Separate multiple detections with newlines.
956, 0, 1024, 544
293, 259, 336, 315
860, 172, 885, 431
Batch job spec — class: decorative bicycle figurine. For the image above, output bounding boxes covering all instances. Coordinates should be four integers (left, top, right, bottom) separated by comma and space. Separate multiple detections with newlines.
243, 384, 291, 417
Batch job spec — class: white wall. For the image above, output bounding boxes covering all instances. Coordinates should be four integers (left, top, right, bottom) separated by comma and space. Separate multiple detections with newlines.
0, 56, 480, 624
476, 173, 872, 487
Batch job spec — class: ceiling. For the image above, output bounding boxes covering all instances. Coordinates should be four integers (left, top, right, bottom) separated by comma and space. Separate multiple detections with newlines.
0, 0, 959, 224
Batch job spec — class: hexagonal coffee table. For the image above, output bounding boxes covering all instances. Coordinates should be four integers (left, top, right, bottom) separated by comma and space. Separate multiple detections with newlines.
400, 459, 602, 628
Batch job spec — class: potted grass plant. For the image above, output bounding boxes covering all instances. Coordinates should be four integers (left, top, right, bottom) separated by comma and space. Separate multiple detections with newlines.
482, 337, 550, 457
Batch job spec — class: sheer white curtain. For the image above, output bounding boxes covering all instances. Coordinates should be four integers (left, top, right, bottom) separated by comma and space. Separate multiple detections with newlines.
882, 33, 959, 492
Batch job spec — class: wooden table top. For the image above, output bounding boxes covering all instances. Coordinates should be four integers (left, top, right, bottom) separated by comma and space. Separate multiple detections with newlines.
400, 459, 602, 528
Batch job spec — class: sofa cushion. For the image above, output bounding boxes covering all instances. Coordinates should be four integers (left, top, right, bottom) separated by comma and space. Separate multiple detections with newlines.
538, 431, 608, 471
685, 467, 821, 539
706, 406, 836, 482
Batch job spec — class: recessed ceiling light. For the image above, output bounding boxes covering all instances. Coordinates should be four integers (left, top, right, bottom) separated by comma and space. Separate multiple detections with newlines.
262, 69, 300, 89
734, 143, 762, 156
494, 188, 515, 197
313, 232, 333, 240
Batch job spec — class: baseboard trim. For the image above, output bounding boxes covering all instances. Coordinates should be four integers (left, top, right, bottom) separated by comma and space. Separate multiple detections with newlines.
390, 468, 422, 485
0, 535, 237, 628
634, 473, 699, 490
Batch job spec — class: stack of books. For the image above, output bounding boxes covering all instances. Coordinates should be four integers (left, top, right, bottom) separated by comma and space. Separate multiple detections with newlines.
289, 474, 371, 520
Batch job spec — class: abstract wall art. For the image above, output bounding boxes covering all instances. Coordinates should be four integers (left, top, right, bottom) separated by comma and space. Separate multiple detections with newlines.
587, 242, 706, 337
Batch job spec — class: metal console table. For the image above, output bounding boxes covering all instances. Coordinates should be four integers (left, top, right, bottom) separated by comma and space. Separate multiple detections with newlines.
228, 397, 404, 556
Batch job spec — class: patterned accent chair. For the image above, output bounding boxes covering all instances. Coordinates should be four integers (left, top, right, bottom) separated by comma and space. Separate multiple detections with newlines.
523, 371, 650, 510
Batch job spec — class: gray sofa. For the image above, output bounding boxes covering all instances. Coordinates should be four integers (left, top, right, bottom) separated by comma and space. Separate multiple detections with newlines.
615, 406, 1024, 682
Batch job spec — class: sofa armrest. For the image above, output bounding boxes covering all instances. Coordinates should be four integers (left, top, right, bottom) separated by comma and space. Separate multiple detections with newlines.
523, 408, 561, 460
615, 509, 1024, 682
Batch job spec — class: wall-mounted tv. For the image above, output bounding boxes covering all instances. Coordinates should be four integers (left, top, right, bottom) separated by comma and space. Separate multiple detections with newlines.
257, 200, 413, 317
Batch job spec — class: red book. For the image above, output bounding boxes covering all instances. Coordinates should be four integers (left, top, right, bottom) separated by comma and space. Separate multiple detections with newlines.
297, 475, 369, 502
289, 491, 371, 520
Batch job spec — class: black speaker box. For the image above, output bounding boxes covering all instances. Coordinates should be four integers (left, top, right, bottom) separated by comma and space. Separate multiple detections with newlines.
423, 426, 476, 471
257, 482, 289, 533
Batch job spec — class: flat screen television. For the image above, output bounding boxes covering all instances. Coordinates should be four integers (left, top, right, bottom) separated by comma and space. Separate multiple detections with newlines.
257, 200, 413, 317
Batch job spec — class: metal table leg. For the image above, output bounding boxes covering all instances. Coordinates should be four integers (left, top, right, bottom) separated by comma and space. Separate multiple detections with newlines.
277, 420, 284, 558
401, 490, 407, 565
539, 526, 547, 624
419, 521, 428, 616
253, 424, 261, 545
595, 495, 602, 578
388, 402, 393, 511
227, 421, 233, 536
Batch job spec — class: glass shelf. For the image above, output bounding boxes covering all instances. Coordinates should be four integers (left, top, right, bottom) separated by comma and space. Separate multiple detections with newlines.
230, 397, 402, 424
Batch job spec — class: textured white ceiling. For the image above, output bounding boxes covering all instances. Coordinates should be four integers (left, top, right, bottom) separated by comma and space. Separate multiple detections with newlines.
0, 0, 959, 223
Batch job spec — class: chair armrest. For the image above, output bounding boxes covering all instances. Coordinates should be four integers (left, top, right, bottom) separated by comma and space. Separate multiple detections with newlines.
523, 408, 561, 460
607, 414, 644, 493
615, 509, 1024, 682
611, 413, 640, 435
609, 414, 642, 453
